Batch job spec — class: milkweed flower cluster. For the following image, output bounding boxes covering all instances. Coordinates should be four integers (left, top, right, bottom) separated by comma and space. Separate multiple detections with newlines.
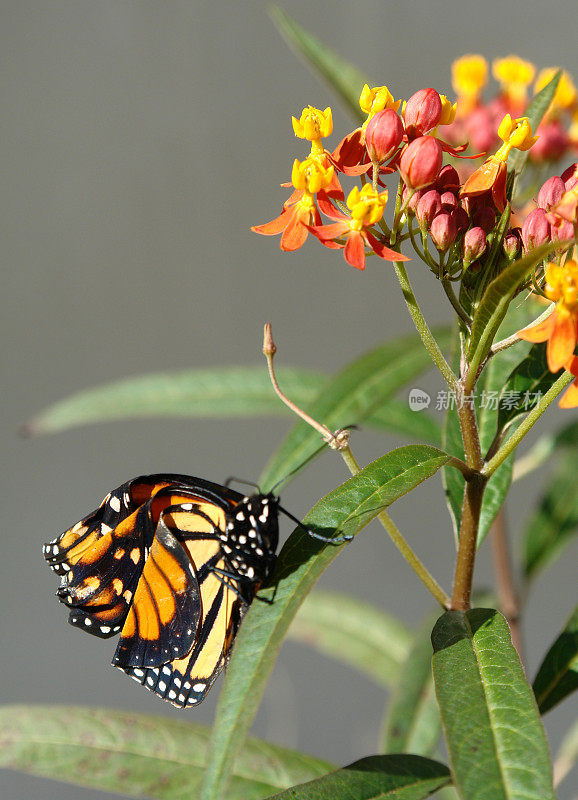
253, 63, 578, 406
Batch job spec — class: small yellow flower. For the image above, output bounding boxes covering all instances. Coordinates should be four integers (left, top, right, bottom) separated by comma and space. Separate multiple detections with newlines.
492, 55, 535, 106
438, 95, 457, 126
496, 114, 538, 158
534, 68, 577, 113
544, 260, 578, 309
451, 55, 488, 109
292, 106, 333, 141
346, 185, 388, 229
359, 84, 401, 124
291, 157, 334, 194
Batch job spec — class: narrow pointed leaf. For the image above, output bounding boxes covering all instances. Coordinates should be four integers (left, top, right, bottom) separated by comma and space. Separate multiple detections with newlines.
201, 445, 451, 800
260, 329, 451, 491
508, 71, 561, 175
523, 450, 578, 579
24, 367, 324, 435
380, 619, 441, 757
497, 343, 564, 431
288, 590, 412, 689
24, 365, 442, 444
467, 239, 567, 378
533, 605, 578, 714
0, 705, 333, 800
263, 754, 451, 799
432, 609, 555, 800
269, 6, 368, 122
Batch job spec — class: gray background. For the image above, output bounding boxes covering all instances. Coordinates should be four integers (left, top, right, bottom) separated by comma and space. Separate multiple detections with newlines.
2, 1, 577, 798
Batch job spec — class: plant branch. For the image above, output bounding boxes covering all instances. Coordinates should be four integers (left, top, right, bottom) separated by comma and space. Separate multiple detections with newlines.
393, 261, 458, 388
340, 446, 450, 608
490, 302, 554, 356
483, 370, 574, 477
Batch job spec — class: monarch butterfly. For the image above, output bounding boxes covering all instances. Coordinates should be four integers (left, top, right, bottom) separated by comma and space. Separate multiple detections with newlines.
43, 473, 281, 708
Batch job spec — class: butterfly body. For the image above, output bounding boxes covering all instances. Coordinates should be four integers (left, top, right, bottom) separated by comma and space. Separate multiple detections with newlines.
43, 474, 279, 708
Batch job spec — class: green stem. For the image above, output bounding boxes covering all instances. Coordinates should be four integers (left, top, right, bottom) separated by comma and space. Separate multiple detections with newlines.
339, 446, 450, 608
393, 261, 458, 388
483, 371, 574, 477
441, 276, 472, 327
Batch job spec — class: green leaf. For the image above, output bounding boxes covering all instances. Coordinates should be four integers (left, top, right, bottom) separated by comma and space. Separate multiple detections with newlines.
432, 609, 555, 800
467, 239, 565, 380
287, 590, 412, 689
0, 705, 333, 799
533, 605, 578, 714
201, 445, 451, 800
497, 343, 564, 431
269, 6, 368, 123
380, 618, 441, 757
263, 754, 451, 800
370, 399, 442, 446
523, 450, 578, 579
24, 367, 325, 435
260, 329, 451, 492
508, 70, 562, 175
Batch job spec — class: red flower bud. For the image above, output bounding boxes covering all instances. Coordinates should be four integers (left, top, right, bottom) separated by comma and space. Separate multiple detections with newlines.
521, 208, 551, 251
471, 206, 496, 233
552, 218, 574, 242
400, 136, 443, 191
465, 107, 499, 152
451, 207, 470, 234
537, 176, 565, 211
503, 228, 522, 260
404, 88, 443, 138
415, 190, 441, 229
463, 226, 487, 265
430, 212, 456, 251
440, 191, 458, 210
529, 121, 570, 163
435, 165, 460, 193
365, 109, 404, 164
561, 163, 578, 190
402, 186, 423, 214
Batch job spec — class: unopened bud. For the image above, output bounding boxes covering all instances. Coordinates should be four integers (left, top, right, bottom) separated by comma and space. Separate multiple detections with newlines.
415, 190, 441, 229
440, 191, 458, 210
365, 108, 404, 163
561, 163, 578, 191
537, 176, 565, 211
451, 207, 470, 234
435, 165, 460, 193
503, 228, 522, 260
404, 88, 443, 138
463, 226, 487, 266
400, 136, 443, 190
430, 212, 457, 251
521, 207, 551, 251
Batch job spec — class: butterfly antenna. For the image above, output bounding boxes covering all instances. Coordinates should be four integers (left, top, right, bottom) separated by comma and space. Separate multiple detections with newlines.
277, 503, 352, 545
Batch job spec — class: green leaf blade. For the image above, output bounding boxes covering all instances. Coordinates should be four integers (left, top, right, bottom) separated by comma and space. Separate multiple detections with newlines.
269, 6, 368, 122
497, 343, 563, 431
533, 605, 578, 714
288, 590, 412, 689
201, 445, 451, 800
263, 754, 451, 800
260, 330, 451, 491
0, 705, 333, 800
432, 609, 555, 800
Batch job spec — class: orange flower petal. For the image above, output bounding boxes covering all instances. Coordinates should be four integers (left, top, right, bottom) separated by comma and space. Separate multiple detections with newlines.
280, 207, 310, 251
461, 158, 501, 195
251, 208, 292, 236
559, 378, 578, 408
517, 311, 555, 343
548, 310, 577, 371
343, 230, 366, 270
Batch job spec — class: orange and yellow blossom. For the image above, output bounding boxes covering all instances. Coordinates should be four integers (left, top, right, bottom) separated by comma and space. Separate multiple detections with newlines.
292, 105, 333, 157
492, 55, 536, 111
452, 54, 488, 115
461, 114, 538, 212
308, 185, 408, 270
251, 157, 335, 251
518, 260, 578, 373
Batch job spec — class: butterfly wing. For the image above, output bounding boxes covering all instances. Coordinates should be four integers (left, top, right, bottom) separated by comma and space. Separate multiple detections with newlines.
115, 499, 246, 707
